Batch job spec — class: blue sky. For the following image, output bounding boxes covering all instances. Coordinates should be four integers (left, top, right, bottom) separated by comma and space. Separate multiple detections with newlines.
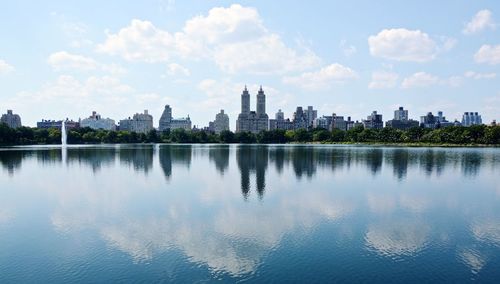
0, 0, 499, 128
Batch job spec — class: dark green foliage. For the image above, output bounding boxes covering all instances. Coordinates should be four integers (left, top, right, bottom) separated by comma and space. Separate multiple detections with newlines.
313, 129, 331, 142
219, 130, 235, 143
257, 129, 287, 143
234, 131, 257, 143
293, 128, 312, 142
0, 122, 499, 145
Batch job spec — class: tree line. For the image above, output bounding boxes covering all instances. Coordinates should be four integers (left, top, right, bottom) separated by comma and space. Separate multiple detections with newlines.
0, 123, 499, 146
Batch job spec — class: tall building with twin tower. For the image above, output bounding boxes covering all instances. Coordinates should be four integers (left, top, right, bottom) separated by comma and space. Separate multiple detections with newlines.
236, 86, 269, 133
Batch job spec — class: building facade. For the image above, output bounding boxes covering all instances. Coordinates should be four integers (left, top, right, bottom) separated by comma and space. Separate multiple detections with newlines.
1, 110, 22, 128
462, 112, 482, 126
213, 110, 229, 134
305, 106, 318, 127
269, 109, 294, 130
80, 111, 116, 130
37, 119, 79, 129
313, 116, 332, 129
159, 105, 192, 131
394, 106, 408, 121
420, 111, 456, 128
386, 107, 419, 130
363, 111, 383, 129
119, 110, 153, 133
330, 113, 352, 131
292, 106, 317, 129
236, 86, 269, 133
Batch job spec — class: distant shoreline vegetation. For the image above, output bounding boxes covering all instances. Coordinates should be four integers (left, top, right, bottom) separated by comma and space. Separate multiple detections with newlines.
0, 123, 499, 146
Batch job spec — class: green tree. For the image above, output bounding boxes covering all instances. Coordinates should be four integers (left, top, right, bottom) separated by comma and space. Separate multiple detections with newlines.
235, 131, 256, 143
313, 129, 331, 142
219, 130, 235, 143
293, 128, 312, 142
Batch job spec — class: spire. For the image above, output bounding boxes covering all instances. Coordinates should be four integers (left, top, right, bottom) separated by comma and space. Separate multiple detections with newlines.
244, 85, 247, 91
259, 85, 263, 92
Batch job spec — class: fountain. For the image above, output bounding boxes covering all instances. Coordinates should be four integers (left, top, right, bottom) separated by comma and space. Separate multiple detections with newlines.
61, 119, 67, 146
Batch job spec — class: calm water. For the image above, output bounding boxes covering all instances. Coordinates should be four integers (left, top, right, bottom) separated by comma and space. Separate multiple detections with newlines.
1, 144, 500, 283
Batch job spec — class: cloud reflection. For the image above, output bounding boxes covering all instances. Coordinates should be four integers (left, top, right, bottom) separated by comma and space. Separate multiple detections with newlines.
365, 220, 429, 258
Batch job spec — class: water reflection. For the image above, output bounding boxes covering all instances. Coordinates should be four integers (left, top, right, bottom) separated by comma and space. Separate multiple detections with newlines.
2, 146, 499, 181
236, 146, 268, 199
119, 145, 154, 174
209, 145, 229, 175
66, 147, 116, 172
365, 220, 430, 258
0, 150, 28, 175
159, 145, 192, 180
0, 145, 500, 281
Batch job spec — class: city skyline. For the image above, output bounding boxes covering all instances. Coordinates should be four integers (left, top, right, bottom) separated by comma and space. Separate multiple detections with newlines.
0, 1, 499, 129
2, 94, 489, 132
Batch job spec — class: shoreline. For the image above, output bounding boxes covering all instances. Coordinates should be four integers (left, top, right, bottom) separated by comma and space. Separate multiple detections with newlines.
1, 142, 499, 148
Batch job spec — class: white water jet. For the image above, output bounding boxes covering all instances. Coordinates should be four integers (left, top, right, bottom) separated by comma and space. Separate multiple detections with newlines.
61, 119, 67, 146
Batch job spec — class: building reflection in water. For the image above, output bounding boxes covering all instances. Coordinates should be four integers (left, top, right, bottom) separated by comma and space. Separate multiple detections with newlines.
0, 150, 30, 176
209, 145, 230, 175
0, 144, 500, 280
159, 145, 192, 180
269, 147, 285, 174
386, 149, 410, 181
66, 147, 117, 173
0, 145, 498, 182
119, 145, 154, 174
236, 145, 268, 199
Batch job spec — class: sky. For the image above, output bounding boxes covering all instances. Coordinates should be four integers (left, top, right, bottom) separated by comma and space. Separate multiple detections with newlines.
0, 0, 499, 129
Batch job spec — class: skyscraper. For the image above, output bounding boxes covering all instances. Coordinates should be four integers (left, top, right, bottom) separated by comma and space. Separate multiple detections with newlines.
119, 110, 153, 133
159, 105, 172, 132
394, 107, 408, 121
363, 111, 383, 129
159, 105, 191, 131
1, 110, 22, 128
236, 86, 269, 133
462, 112, 482, 126
275, 109, 284, 120
213, 110, 230, 134
386, 107, 419, 130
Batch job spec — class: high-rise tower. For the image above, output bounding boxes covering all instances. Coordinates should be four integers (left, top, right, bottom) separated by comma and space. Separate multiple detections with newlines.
256, 86, 265, 115
236, 85, 269, 133
159, 105, 173, 131
241, 86, 250, 114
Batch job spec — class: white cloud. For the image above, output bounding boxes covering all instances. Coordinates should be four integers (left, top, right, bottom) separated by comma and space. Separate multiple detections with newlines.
340, 39, 357, 57
283, 63, 358, 90
48, 51, 99, 71
401, 72, 439, 88
167, 63, 190, 76
401, 72, 462, 88
177, 4, 266, 54
96, 5, 320, 74
463, 9, 496, 34
464, 71, 496, 79
158, 0, 175, 12
0, 59, 14, 74
474, 44, 500, 65
47, 51, 127, 75
16, 75, 133, 102
213, 34, 320, 74
97, 19, 176, 62
368, 28, 443, 62
85, 76, 134, 94
368, 71, 399, 89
